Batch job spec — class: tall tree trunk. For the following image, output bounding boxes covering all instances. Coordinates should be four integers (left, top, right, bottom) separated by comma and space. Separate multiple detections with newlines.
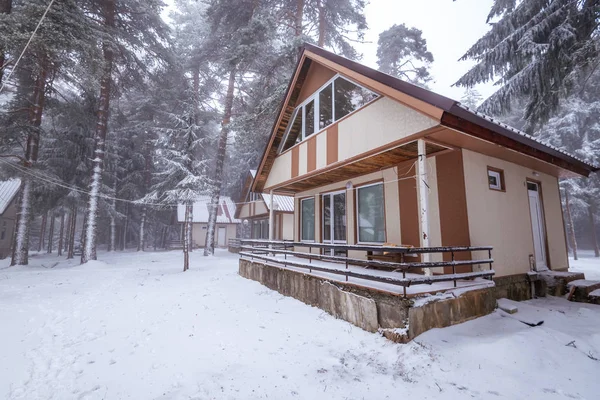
65, 210, 72, 253
589, 204, 600, 257
67, 205, 77, 259
317, 0, 325, 46
204, 68, 236, 256
57, 211, 65, 256
109, 216, 116, 252
138, 206, 147, 251
82, 0, 115, 264
161, 225, 168, 249
38, 211, 47, 252
183, 203, 191, 271
565, 189, 578, 260
294, 0, 304, 37
11, 58, 48, 266
0, 0, 12, 86
46, 212, 55, 253
122, 204, 129, 251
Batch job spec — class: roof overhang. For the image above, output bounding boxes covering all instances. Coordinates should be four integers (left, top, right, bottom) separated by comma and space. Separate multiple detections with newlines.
252, 44, 598, 193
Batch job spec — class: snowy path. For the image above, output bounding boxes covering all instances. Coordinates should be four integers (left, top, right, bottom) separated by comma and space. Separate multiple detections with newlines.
0, 250, 599, 399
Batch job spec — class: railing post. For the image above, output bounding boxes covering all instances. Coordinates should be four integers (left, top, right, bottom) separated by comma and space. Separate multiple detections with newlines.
309, 245, 312, 264
488, 248, 493, 280
452, 251, 456, 288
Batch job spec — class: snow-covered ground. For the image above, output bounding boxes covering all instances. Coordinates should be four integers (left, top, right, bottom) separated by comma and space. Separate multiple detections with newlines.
569, 249, 600, 280
1, 250, 599, 400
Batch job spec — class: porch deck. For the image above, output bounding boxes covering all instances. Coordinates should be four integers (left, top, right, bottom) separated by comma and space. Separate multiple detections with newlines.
239, 240, 495, 298
240, 253, 494, 297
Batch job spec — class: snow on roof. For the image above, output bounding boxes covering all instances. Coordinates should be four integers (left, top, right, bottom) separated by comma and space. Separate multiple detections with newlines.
457, 104, 600, 169
177, 195, 240, 224
250, 170, 257, 178
0, 179, 21, 214
261, 193, 295, 212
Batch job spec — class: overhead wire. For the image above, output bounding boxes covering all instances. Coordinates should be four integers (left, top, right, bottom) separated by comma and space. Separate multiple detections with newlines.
0, 0, 57, 95
0, 157, 423, 209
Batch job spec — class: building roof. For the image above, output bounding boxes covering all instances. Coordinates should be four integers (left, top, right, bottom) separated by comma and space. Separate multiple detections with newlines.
177, 195, 240, 224
0, 179, 21, 215
252, 44, 598, 191
261, 193, 294, 212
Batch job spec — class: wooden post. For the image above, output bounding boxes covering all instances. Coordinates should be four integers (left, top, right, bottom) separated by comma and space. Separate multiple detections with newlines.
417, 139, 431, 276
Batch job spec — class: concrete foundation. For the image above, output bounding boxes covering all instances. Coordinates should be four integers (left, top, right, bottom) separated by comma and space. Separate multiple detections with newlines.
239, 259, 497, 342
493, 273, 547, 301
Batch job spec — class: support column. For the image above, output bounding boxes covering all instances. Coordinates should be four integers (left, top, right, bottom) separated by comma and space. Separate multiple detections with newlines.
417, 139, 431, 276
269, 190, 274, 242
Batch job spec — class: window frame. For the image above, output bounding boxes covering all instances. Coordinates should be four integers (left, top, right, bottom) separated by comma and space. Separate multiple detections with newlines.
487, 167, 505, 192
278, 74, 379, 154
355, 181, 387, 244
299, 197, 316, 243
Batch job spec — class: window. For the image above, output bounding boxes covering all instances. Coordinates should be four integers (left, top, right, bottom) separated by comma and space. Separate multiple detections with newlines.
251, 219, 269, 239
279, 75, 378, 153
0, 221, 5, 241
356, 183, 386, 243
487, 167, 505, 191
249, 192, 261, 202
334, 77, 378, 121
300, 198, 315, 241
319, 83, 333, 129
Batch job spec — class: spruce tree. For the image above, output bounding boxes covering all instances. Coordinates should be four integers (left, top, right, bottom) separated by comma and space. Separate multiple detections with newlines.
456, 0, 599, 128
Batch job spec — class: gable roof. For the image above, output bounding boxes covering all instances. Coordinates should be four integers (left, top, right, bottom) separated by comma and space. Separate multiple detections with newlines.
0, 179, 21, 214
253, 44, 598, 191
177, 195, 240, 224
261, 193, 294, 212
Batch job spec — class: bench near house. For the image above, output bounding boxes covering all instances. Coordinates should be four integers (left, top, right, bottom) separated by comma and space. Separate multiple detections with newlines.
239, 44, 598, 341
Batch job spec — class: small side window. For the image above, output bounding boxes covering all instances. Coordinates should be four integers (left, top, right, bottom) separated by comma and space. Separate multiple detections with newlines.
487, 167, 505, 191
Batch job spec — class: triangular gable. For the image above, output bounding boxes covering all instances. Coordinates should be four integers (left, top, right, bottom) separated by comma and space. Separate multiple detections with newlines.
252, 44, 597, 191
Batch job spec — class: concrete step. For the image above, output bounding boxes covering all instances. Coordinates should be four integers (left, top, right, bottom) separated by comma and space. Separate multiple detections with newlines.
589, 289, 600, 305
540, 271, 586, 296
567, 280, 600, 303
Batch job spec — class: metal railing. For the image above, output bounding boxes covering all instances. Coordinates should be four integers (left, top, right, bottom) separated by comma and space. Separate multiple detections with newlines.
239, 239, 494, 297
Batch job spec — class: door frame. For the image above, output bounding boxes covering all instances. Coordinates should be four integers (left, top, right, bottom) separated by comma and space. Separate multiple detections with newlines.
526, 179, 551, 270
321, 190, 347, 254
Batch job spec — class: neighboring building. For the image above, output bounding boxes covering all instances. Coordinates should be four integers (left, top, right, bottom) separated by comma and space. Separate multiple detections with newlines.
177, 196, 240, 248
0, 179, 21, 259
235, 170, 294, 240
251, 44, 598, 292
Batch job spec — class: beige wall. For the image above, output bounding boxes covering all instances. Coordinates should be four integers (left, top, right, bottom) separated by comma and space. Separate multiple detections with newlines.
462, 149, 568, 276
264, 96, 437, 191
191, 223, 238, 248
265, 150, 292, 189
337, 97, 437, 161
281, 213, 295, 240
238, 200, 268, 219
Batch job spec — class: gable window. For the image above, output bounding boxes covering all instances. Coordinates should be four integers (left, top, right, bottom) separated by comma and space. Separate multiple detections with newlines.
279, 75, 379, 153
300, 197, 315, 241
487, 167, 505, 191
356, 183, 386, 243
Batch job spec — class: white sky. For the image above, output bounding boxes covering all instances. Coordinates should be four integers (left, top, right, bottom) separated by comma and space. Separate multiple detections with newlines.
163, 0, 496, 102
355, 0, 495, 101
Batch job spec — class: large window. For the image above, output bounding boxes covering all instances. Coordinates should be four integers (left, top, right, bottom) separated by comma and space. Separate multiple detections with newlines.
251, 219, 269, 239
356, 183, 386, 243
300, 198, 315, 241
279, 75, 378, 153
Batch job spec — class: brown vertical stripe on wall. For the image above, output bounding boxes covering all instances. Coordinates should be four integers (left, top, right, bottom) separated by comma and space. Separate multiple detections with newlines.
291, 147, 299, 178
307, 137, 317, 172
436, 150, 472, 273
327, 124, 338, 165
398, 163, 420, 251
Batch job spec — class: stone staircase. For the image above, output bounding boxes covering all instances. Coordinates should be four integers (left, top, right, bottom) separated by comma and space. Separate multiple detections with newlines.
566, 280, 600, 304
540, 271, 600, 304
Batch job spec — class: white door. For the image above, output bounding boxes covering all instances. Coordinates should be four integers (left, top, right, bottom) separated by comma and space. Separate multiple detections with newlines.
322, 191, 346, 255
217, 227, 227, 247
527, 182, 548, 271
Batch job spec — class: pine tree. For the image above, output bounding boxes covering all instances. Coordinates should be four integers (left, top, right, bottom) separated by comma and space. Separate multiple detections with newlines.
81, 0, 170, 264
0, 0, 11, 86
376, 23, 433, 87
455, 0, 599, 128
460, 88, 483, 109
